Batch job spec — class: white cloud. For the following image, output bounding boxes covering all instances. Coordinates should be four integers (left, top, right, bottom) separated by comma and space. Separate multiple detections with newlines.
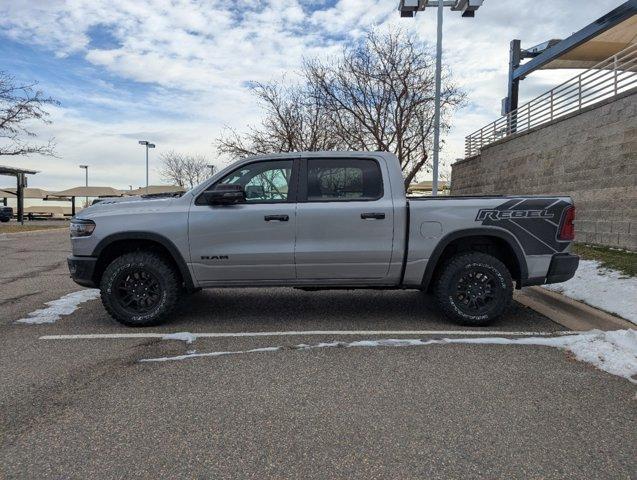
0, 0, 624, 186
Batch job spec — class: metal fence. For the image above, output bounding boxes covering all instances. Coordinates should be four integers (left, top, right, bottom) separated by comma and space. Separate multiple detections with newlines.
465, 43, 637, 157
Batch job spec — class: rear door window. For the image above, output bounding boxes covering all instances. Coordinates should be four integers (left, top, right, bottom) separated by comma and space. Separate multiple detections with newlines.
306, 159, 383, 201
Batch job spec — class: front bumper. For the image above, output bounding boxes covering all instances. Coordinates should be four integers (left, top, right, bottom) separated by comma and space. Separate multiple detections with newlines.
545, 253, 579, 284
67, 255, 98, 288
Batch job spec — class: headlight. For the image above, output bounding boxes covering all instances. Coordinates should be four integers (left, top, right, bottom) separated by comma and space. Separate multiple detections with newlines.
70, 219, 96, 238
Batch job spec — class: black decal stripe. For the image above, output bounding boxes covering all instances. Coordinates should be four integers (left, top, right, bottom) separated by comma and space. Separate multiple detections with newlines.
508, 219, 558, 254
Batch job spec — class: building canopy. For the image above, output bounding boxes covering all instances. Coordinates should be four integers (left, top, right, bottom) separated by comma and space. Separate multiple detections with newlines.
542, 14, 637, 70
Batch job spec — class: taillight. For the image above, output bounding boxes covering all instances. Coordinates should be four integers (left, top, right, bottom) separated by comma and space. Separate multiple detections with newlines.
558, 206, 575, 241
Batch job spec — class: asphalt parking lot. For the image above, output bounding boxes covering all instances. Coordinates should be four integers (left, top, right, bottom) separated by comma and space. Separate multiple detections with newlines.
1, 230, 635, 479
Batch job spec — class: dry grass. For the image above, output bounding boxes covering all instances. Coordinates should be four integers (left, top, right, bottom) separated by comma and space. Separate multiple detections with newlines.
0, 224, 68, 234
573, 243, 636, 278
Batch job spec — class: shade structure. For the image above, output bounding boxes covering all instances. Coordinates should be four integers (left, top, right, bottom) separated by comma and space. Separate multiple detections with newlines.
0, 187, 54, 199
49, 186, 124, 198
123, 185, 185, 196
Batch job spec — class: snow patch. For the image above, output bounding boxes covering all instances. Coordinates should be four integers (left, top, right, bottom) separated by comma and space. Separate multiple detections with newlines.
141, 330, 637, 383
16, 289, 100, 324
140, 346, 281, 363
544, 260, 637, 324
162, 332, 197, 344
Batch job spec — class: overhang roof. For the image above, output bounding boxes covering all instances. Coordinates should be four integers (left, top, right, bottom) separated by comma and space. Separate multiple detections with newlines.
0, 165, 39, 176
543, 14, 637, 69
50, 186, 124, 198
515, 1, 637, 79
0, 187, 53, 198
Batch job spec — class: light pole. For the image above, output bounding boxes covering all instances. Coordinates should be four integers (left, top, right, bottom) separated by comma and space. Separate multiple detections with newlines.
138, 140, 156, 195
79, 164, 88, 207
398, 0, 484, 195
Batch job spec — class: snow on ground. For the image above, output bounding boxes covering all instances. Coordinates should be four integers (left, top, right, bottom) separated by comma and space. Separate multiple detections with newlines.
544, 259, 637, 324
16, 289, 100, 324
162, 332, 198, 344
141, 330, 637, 384
140, 347, 281, 363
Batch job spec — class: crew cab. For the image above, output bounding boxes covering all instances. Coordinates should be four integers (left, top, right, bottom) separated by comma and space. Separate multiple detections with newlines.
67, 151, 579, 327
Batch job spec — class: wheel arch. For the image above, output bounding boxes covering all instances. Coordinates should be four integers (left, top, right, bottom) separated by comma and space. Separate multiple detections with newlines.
421, 228, 528, 292
91, 232, 195, 290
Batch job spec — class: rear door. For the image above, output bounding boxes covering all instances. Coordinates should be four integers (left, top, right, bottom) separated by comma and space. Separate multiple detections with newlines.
189, 159, 298, 283
294, 157, 394, 280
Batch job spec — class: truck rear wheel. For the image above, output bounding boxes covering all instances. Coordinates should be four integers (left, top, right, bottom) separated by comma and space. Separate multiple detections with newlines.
100, 251, 181, 327
434, 252, 513, 326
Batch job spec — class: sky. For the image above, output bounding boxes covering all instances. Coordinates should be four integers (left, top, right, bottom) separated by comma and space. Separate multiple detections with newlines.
0, 0, 624, 190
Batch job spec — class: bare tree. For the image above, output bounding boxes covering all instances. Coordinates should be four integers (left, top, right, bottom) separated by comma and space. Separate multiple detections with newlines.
158, 151, 215, 189
217, 80, 344, 157
0, 71, 59, 157
216, 30, 465, 188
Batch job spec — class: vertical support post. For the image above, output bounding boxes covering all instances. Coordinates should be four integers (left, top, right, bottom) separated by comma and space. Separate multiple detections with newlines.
431, 0, 443, 197
507, 40, 521, 134
2, 197, 6, 207
145, 145, 149, 195
16, 173, 25, 225
550, 90, 554, 121
71, 197, 76, 217
578, 75, 582, 110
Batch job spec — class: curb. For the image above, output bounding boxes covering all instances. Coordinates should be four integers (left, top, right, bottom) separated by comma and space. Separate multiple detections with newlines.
0, 227, 68, 238
514, 286, 634, 331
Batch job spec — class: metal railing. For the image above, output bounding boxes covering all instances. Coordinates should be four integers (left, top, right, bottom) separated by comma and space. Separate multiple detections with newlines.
465, 43, 637, 157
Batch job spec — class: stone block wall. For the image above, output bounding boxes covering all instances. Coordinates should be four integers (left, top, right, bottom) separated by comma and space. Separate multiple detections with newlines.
451, 89, 637, 251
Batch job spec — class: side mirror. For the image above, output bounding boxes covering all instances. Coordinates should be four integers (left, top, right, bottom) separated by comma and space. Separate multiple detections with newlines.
202, 184, 246, 205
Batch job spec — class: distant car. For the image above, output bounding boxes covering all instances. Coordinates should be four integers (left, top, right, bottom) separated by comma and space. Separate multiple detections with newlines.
0, 206, 13, 222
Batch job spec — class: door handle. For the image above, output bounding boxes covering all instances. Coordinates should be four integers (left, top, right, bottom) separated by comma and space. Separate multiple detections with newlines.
264, 214, 289, 222
361, 212, 385, 220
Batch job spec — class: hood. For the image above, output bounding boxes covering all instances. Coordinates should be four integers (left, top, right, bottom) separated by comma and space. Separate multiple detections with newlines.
76, 194, 189, 219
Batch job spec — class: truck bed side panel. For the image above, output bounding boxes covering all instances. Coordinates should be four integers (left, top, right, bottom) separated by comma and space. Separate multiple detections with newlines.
403, 196, 573, 286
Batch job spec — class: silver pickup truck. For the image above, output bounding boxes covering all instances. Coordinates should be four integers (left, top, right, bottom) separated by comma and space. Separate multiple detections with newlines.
67, 151, 579, 327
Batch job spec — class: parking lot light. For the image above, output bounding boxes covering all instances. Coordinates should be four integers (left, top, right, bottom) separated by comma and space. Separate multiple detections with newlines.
398, 0, 485, 195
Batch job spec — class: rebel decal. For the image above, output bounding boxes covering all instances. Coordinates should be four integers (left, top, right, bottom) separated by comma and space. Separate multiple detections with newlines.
476, 209, 555, 221
476, 198, 571, 255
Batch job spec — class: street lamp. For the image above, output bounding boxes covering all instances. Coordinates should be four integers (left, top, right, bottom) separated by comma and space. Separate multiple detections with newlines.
138, 140, 156, 195
79, 164, 89, 207
398, 0, 484, 195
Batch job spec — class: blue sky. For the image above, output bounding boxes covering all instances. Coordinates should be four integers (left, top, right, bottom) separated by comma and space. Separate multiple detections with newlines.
0, 0, 623, 189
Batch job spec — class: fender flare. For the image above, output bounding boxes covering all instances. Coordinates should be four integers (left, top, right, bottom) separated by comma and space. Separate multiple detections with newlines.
420, 227, 529, 290
92, 231, 195, 289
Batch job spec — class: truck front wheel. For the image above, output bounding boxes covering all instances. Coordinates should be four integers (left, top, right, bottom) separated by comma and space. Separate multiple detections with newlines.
100, 251, 181, 327
433, 252, 513, 326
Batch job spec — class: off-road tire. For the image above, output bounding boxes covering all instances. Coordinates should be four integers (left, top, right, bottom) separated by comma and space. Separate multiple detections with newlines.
100, 251, 181, 327
434, 252, 513, 326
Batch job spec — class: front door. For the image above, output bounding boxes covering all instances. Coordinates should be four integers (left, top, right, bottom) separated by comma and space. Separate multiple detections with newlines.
295, 158, 394, 280
189, 159, 297, 283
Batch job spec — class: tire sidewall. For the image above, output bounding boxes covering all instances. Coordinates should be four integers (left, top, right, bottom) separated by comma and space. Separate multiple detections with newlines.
101, 255, 176, 326
435, 253, 513, 325
447, 261, 508, 322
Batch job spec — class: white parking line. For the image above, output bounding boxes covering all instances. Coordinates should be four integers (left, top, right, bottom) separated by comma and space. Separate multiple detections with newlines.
39, 329, 572, 341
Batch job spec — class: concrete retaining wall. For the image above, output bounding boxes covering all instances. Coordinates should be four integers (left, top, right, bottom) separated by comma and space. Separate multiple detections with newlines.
451, 90, 637, 251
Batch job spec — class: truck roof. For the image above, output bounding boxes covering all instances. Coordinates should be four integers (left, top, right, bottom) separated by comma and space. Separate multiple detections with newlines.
239, 151, 397, 162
